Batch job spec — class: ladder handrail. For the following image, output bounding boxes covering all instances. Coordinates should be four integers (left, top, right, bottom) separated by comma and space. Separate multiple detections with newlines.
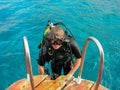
23, 36, 34, 90
78, 36, 104, 90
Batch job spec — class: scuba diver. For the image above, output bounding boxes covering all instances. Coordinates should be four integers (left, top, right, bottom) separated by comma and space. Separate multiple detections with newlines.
37, 21, 81, 79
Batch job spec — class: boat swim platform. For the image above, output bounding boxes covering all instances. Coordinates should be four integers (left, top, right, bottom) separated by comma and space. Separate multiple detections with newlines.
7, 75, 108, 90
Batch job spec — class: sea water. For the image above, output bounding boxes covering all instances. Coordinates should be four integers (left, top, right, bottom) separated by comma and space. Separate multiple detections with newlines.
0, 0, 120, 90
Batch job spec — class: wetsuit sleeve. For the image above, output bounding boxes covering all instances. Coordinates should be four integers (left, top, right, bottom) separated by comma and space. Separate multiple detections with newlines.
70, 39, 81, 58
37, 46, 50, 66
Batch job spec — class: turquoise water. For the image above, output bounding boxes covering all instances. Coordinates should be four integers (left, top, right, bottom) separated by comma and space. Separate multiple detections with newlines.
0, 0, 120, 90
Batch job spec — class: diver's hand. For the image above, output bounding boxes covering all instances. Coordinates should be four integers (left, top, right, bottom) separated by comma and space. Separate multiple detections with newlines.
66, 73, 73, 79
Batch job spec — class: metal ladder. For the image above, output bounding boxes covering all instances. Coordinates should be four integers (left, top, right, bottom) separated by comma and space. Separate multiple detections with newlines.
77, 36, 104, 90
23, 36, 34, 90
23, 36, 104, 90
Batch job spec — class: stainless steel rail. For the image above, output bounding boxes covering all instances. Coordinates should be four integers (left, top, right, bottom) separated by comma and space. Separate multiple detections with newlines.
23, 36, 34, 90
77, 36, 104, 90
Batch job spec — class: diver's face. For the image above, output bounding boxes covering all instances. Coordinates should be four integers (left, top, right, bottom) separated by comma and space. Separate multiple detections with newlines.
50, 39, 62, 49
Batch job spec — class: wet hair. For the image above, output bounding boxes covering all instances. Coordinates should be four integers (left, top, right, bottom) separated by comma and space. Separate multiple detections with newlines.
47, 26, 65, 40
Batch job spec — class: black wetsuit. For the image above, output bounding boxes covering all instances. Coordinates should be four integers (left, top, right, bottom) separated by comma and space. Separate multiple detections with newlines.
38, 36, 81, 77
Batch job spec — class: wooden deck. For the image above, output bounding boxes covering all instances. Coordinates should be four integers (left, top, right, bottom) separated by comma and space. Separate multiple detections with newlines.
7, 75, 108, 90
